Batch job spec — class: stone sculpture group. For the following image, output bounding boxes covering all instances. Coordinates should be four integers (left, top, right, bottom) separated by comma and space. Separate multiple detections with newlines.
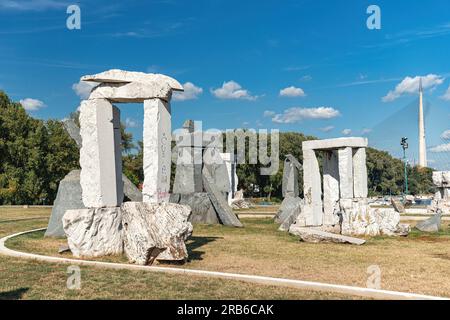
60, 70, 194, 264
45, 68, 449, 265
276, 137, 410, 244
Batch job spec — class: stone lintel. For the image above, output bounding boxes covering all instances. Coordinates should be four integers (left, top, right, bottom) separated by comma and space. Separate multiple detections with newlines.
303, 137, 368, 151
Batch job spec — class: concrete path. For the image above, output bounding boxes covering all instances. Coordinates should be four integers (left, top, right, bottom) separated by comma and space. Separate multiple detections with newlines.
0, 228, 447, 300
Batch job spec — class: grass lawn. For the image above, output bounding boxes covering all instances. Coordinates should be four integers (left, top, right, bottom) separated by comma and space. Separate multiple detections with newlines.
0, 206, 356, 300
2, 206, 450, 299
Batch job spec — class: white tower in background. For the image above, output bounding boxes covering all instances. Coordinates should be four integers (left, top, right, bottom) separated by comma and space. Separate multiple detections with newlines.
418, 78, 427, 168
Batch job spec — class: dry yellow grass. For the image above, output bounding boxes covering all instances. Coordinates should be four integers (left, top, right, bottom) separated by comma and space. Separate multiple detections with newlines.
2, 206, 450, 299
0, 206, 356, 300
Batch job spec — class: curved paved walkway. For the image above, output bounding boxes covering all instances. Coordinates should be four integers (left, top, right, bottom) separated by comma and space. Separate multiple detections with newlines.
0, 228, 447, 300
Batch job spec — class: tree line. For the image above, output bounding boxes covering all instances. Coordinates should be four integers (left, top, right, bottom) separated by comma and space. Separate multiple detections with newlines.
0, 90, 434, 205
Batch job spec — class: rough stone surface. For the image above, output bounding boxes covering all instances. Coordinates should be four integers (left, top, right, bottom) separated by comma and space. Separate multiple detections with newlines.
173, 146, 203, 194
203, 167, 243, 227
203, 148, 230, 195
63, 207, 123, 258
282, 156, 299, 198
433, 171, 450, 187
340, 199, 409, 236
391, 198, 406, 213
353, 148, 368, 198
45, 172, 141, 238
123, 174, 143, 202
45, 170, 84, 238
89, 81, 173, 103
79, 99, 123, 207
142, 98, 171, 203
303, 137, 368, 151
275, 196, 303, 224
121, 202, 193, 265
322, 150, 340, 225
277, 197, 304, 232
81, 69, 183, 92
63, 119, 82, 147
416, 212, 441, 233
231, 199, 251, 209
338, 147, 354, 199
220, 153, 238, 205
302, 149, 322, 226
171, 193, 219, 224
289, 225, 366, 245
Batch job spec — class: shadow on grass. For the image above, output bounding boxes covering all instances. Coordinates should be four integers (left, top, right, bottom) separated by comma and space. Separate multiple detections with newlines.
0, 288, 29, 300
187, 236, 223, 261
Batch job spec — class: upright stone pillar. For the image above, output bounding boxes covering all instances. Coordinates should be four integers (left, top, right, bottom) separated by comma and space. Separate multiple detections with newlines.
323, 150, 340, 225
143, 98, 172, 203
79, 99, 123, 207
303, 149, 323, 226
220, 153, 238, 205
338, 147, 354, 199
282, 158, 299, 198
353, 148, 368, 198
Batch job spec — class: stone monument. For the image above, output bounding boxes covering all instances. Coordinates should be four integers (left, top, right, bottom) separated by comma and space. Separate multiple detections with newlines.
62, 69, 193, 265
428, 171, 450, 215
275, 155, 303, 231
170, 120, 243, 227
45, 119, 142, 238
278, 137, 409, 243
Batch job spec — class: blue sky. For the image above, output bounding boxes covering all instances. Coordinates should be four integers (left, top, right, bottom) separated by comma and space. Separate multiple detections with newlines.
0, 0, 449, 169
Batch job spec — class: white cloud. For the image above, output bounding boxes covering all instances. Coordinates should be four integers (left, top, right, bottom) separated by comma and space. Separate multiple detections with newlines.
125, 118, 138, 128
441, 86, 450, 101
0, 0, 68, 11
72, 81, 97, 100
272, 107, 340, 124
301, 75, 312, 81
19, 98, 45, 111
173, 82, 203, 101
430, 143, 450, 153
362, 128, 372, 135
342, 129, 352, 136
211, 81, 258, 101
319, 126, 334, 132
441, 130, 450, 140
263, 110, 275, 117
382, 74, 444, 102
279, 86, 306, 97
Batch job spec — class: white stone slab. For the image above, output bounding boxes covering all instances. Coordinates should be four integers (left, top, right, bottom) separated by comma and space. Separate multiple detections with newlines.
81, 69, 183, 91
289, 225, 366, 245
323, 150, 340, 225
302, 149, 323, 226
353, 148, 368, 198
63, 207, 123, 257
79, 99, 123, 208
89, 81, 173, 102
220, 153, 238, 205
338, 147, 354, 199
303, 137, 368, 151
121, 202, 192, 265
143, 99, 172, 203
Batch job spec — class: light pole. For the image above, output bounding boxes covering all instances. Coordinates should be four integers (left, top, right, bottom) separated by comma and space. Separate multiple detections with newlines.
401, 137, 409, 195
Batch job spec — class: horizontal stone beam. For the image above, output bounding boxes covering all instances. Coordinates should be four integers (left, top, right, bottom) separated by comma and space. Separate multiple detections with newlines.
89, 82, 173, 103
81, 69, 183, 91
303, 137, 368, 151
